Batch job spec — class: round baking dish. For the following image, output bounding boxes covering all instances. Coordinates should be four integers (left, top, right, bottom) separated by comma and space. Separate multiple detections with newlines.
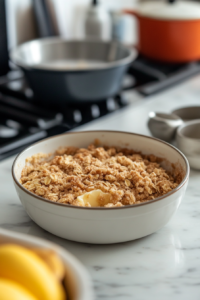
12, 131, 190, 244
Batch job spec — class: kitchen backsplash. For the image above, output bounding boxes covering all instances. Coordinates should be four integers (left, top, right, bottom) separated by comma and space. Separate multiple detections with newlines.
6, 0, 138, 49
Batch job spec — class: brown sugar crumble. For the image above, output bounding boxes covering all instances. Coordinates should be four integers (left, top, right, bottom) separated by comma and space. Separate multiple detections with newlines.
20, 145, 182, 207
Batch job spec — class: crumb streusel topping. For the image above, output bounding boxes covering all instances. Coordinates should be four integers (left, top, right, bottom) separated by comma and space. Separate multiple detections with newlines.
20, 144, 182, 207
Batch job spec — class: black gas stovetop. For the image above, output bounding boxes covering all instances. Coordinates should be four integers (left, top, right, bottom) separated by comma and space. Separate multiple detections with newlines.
1, 56, 200, 161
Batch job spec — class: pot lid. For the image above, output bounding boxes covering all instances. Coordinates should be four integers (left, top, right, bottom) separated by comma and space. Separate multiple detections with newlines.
137, 0, 200, 20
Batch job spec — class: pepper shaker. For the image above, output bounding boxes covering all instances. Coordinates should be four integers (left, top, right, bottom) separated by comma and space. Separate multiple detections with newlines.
84, 0, 111, 40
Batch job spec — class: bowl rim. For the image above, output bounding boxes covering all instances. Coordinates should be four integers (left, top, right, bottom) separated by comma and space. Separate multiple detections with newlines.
177, 119, 200, 141
12, 130, 190, 210
10, 38, 137, 72
172, 106, 200, 121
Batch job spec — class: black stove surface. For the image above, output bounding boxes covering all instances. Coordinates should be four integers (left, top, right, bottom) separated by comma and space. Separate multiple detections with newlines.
1, 56, 200, 161
0, 71, 130, 160
129, 56, 200, 95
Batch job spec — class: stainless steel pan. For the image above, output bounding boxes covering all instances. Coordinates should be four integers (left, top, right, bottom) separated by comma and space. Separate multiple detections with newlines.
10, 38, 137, 105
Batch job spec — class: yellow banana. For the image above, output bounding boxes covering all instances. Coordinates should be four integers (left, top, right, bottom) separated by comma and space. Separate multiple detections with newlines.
0, 244, 66, 300
32, 248, 65, 282
0, 278, 37, 300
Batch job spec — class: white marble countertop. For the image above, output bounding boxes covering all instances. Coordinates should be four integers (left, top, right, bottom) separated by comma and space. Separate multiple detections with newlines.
1, 75, 200, 299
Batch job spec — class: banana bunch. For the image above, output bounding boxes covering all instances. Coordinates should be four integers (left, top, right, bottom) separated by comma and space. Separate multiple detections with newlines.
0, 244, 66, 300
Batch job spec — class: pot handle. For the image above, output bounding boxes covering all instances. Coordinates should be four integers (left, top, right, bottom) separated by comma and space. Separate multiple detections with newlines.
123, 9, 138, 18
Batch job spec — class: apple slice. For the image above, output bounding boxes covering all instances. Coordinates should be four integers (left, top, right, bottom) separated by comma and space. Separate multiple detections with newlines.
77, 190, 111, 207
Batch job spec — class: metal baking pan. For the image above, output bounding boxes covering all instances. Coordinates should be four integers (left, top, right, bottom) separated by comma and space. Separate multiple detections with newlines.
10, 38, 137, 105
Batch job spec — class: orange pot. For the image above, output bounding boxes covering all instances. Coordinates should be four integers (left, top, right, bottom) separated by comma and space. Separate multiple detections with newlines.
125, 0, 200, 63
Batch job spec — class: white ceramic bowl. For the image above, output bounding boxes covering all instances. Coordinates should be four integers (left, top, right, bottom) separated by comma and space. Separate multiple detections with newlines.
12, 131, 190, 244
0, 228, 94, 300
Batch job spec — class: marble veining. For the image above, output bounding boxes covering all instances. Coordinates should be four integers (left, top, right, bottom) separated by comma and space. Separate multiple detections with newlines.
1, 75, 200, 299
